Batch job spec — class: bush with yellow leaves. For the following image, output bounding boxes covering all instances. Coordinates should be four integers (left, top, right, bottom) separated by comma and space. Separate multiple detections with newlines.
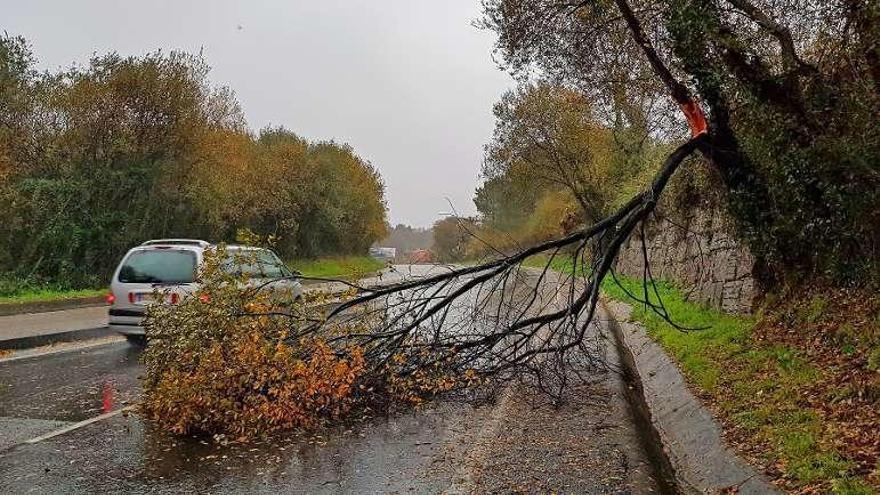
140, 247, 365, 439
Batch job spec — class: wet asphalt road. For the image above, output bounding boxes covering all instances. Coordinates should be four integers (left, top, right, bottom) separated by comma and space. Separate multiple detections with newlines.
0, 266, 667, 494
0, 341, 140, 423
0, 340, 490, 494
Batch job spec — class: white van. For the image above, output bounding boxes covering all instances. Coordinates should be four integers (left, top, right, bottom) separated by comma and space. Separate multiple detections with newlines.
107, 239, 302, 344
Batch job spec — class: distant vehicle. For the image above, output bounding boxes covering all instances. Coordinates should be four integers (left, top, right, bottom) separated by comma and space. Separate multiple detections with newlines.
407, 249, 433, 264
369, 246, 397, 261
107, 239, 302, 344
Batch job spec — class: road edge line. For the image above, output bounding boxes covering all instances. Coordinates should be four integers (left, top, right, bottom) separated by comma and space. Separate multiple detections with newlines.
0, 335, 124, 363
442, 385, 517, 495
0, 326, 115, 352
25, 405, 137, 444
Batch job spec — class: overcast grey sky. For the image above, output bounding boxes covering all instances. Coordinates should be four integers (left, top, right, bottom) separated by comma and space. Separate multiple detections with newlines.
5, 0, 513, 227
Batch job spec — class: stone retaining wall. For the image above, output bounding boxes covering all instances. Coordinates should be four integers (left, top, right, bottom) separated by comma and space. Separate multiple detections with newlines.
615, 208, 756, 314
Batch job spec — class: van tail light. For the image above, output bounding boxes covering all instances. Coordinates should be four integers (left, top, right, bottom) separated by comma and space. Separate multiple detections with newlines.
170, 293, 180, 304
199, 294, 210, 304
128, 292, 135, 304
106, 293, 116, 305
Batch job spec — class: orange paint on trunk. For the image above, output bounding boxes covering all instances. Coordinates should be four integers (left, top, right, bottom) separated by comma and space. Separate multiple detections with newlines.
680, 99, 708, 137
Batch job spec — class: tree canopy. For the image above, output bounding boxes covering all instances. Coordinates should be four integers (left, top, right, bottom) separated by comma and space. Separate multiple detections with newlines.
0, 35, 387, 287
480, 0, 880, 285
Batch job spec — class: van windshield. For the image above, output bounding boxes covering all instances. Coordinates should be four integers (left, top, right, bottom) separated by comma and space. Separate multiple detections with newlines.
118, 250, 197, 284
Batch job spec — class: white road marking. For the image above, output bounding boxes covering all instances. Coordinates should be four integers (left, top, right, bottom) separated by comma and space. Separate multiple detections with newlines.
0, 336, 125, 364
443, 386, 516, 494
25, 405, 136, 444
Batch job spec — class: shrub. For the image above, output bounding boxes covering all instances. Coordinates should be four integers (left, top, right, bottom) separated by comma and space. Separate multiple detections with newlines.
140, 248, 366, 439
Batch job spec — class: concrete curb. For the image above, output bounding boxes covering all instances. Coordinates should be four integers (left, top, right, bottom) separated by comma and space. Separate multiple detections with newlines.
602, 298, 778, 495
0, 326, 114, 351
0, 296, 106, 317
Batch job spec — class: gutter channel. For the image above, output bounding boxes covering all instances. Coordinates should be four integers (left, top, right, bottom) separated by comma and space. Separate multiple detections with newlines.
602, 298, 684, 495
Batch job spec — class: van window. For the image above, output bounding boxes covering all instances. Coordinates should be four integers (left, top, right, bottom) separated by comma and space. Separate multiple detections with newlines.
118, 250, 197, 284
223, 249, 290, 279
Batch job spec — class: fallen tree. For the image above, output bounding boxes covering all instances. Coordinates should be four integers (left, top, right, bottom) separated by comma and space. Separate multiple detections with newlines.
141, 133, 707, 438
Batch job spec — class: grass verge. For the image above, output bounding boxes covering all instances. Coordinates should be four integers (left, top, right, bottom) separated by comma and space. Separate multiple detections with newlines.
525, 254, 879, 494
0, 286, 106, 305
289, 256, 385, 280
